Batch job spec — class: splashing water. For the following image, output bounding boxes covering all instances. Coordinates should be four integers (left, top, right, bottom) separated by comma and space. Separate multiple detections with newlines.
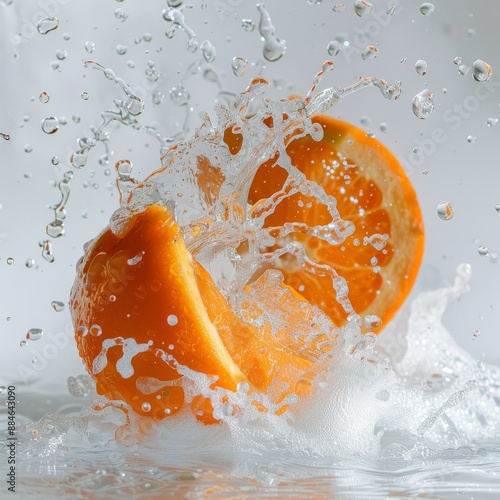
4, 2, 500, 498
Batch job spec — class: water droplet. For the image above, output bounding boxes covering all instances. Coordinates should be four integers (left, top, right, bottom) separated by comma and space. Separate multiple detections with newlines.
467, 135, 477, 143
37, 17, 59, 35
51, 301, 65, 312
354, 0, 372, 17
24, 144, 33, 153
0, 133, 10, 141
114, 8, 128, 22
41, 117, 59, 134
186, 38, 198, 53
415, 59, 427, 76
170, 85, 189, 106
257, 3, 286, 62
56, 49, 67, 60
412, 89, 434, 119
116, 44, 127, 55
51, 156, 59, 166
386, 4, 396, 15
327, 40, 341, 57
231, 56, 247, 77
454, 56, 462, 65
6, 257, 14, 265
40, 239, 55, 263
379, 122, 388, 133
437, 201, 454, 220
20, 340, 28, 348
472, 59, 493, 82
90, 324, 102, 337
478, 246, 489, 256
116, 159, 133, 180
400, 57, 407, 64
152, 90, 165, 105
167, 314, 178, 326
486, 118, 498, 127
241, 18, 255, 32
472, 329, 481, 339
127, 60, 136, 69
81, 91, 89, 100
142, 402, 151, 412
200, 40, 216, 62
84, 41, 95, 54
332, 4, 346, 12
27, 328, 43, 341
458, 64, 470, 76
0, 387, 6, 396
419, 3, 434, 15
495, 204, 500, 213
39, 92, 50, 104
365, 315, 382, 329
25, 259, 35, 268
361, 45, 378, 60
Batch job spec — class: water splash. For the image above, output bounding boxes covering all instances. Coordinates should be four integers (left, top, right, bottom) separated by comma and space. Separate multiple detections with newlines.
46, 171, 73, 238
163, 4, 198, 53
70, 62, 144, 169
257, 3, 286, 62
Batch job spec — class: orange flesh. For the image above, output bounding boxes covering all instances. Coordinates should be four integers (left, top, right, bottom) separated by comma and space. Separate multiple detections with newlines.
71, 205, 312, 423
246, 115, 424, 331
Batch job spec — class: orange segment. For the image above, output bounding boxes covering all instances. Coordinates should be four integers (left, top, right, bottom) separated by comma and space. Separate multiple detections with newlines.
246, 115, 424, 332
70, 204, 313, 423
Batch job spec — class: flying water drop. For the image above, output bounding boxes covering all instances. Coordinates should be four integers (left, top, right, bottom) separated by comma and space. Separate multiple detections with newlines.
412, 89, 434, 119
257, 3, 286, 62
56, 49, 67, 60
354, 0, 372, 17
419, 3, 434, 15
51, 301, 65, 312
200, 40, 216, 63
170, 85, 189, 106
41, 117, 59, 134
116, 44, 127, 55
241, 19, 255, 32
84, 41, 95, 54
39, 91, 50, 103
365, 315, 382, 329
37, 17, 59, 35
472, 59, 492, 82
415, 59, 427, 76
231, 57, 247, 77
114, 8, 128, 21
361, 45, 378, 60
478, 246, 489, 257
327, 40, 341, 57
437, 201, 454, 220
26, 328, 43, 341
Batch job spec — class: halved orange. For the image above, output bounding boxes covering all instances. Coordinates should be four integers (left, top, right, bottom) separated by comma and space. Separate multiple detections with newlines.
244, 115, 425, 332
70, 204, 313, 423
